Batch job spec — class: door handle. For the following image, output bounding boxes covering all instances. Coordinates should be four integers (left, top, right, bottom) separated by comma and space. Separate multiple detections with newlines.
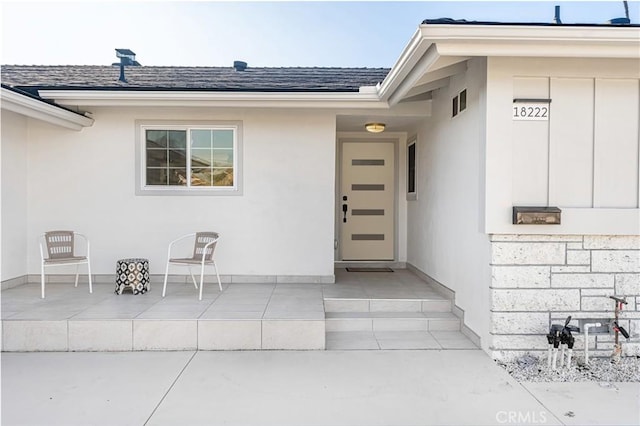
342, 203, 348, 223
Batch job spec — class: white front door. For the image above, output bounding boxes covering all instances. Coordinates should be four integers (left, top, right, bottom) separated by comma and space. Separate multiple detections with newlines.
340, 141, 395, 261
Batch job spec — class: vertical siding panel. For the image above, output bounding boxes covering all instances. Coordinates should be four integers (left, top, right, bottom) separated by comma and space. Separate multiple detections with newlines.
549, 78, 594, 207
512, 77, 550, 205
593, 79, 640, 208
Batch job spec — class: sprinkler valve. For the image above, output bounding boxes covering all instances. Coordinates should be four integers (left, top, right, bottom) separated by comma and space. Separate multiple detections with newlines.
547, 316, 579, 370
610, 296, 628, 363
613, 321, 630, 339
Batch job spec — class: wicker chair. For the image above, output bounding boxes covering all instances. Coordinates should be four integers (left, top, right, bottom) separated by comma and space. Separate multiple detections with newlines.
162, 232, 222, 300
39, 231, 92, 298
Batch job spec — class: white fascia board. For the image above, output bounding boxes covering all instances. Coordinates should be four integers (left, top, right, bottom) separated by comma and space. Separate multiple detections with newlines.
421, 24, 640, 58
377, 28, 432, 102
386, 45, 442, 106
0, 87, 94, 131
37, 90, 389, 109
436, 41, 639, 59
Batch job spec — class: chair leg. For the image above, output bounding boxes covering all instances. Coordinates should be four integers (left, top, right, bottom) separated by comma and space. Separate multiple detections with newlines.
162, 262, 170, 297
213, 260, 222, 291
188, 266, 198, 289
199, 264, 205, 301
41, 263, 46, 299
74, 264, 80, 287
87, 261, 93, 294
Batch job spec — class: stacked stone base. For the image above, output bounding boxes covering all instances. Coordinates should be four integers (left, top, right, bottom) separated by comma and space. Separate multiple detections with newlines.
490, 235, 639, 362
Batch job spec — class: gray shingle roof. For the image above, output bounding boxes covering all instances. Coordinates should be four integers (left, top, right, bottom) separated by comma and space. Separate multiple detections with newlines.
1, 65, 390, 93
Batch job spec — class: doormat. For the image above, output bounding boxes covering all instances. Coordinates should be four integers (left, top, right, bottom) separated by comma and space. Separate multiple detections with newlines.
346, 267, 394, 272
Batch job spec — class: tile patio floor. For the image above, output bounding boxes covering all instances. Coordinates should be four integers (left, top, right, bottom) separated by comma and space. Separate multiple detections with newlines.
1, 269, 476, 351
2, 269, 443, 321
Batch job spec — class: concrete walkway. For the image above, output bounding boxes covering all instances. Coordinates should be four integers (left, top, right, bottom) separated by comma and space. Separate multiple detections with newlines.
1, 350, 638, 426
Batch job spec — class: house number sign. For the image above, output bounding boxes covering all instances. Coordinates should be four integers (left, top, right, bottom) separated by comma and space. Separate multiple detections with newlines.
512, 100, 550, 121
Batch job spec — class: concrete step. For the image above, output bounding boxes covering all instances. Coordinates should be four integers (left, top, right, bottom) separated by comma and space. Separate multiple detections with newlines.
324, 298, 452, 313
325, 311, 460, 332
326, 330, 478, 350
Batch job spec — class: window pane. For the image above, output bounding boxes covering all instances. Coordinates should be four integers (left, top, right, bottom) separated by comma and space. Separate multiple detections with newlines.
191, 130, 212, 148
143, 126, 236, 190
408, 143, 416, 193
168, 130, 186, 149
146, 168, 167, 185
191, 168, 213, 186
168, 149, 186, 167
213, 150, 233, 167
168, 168, 187, 185
213, 130, 234, 149
213, 168, 233, 186
191, 148, 211, 167
146, 130, 167, 149
146, 149, 167, 167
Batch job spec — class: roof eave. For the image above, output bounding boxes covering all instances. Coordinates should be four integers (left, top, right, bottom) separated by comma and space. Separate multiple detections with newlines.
37, 89, 390, 109
1, 87, 94, 131
376, 27, 430, 104
429, 24, 640, 58
378, 23, 640, 105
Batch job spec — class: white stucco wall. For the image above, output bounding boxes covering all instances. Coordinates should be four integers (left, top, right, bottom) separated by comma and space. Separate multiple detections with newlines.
23, 107, 336, 279
486, 57, 640, 235
1, 111, 29, 281
407, 57, 492, 350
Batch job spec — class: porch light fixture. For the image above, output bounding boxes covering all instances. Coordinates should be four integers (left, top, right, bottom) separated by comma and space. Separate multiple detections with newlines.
365, 122, 385, 133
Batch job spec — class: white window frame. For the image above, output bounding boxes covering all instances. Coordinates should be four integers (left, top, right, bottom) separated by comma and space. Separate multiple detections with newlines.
135, 120, 243, 196
407, 138, 417, 201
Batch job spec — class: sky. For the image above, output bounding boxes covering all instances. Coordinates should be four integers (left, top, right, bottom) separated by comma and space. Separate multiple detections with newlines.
1, 1, 638, 68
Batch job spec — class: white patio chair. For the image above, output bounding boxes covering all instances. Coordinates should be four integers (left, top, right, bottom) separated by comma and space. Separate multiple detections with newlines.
39, 230, 92, 299
162, 232, 222, 300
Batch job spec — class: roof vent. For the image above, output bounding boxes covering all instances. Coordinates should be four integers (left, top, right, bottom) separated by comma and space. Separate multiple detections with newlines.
233, 60, 247, 72
607, 0, 631, 24
552, 5, 562, 24
608, 17, 631, 24
112, 49, 141, 83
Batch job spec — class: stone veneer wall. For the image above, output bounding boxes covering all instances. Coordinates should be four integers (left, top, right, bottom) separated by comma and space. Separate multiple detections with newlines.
490, 235, 640, 361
